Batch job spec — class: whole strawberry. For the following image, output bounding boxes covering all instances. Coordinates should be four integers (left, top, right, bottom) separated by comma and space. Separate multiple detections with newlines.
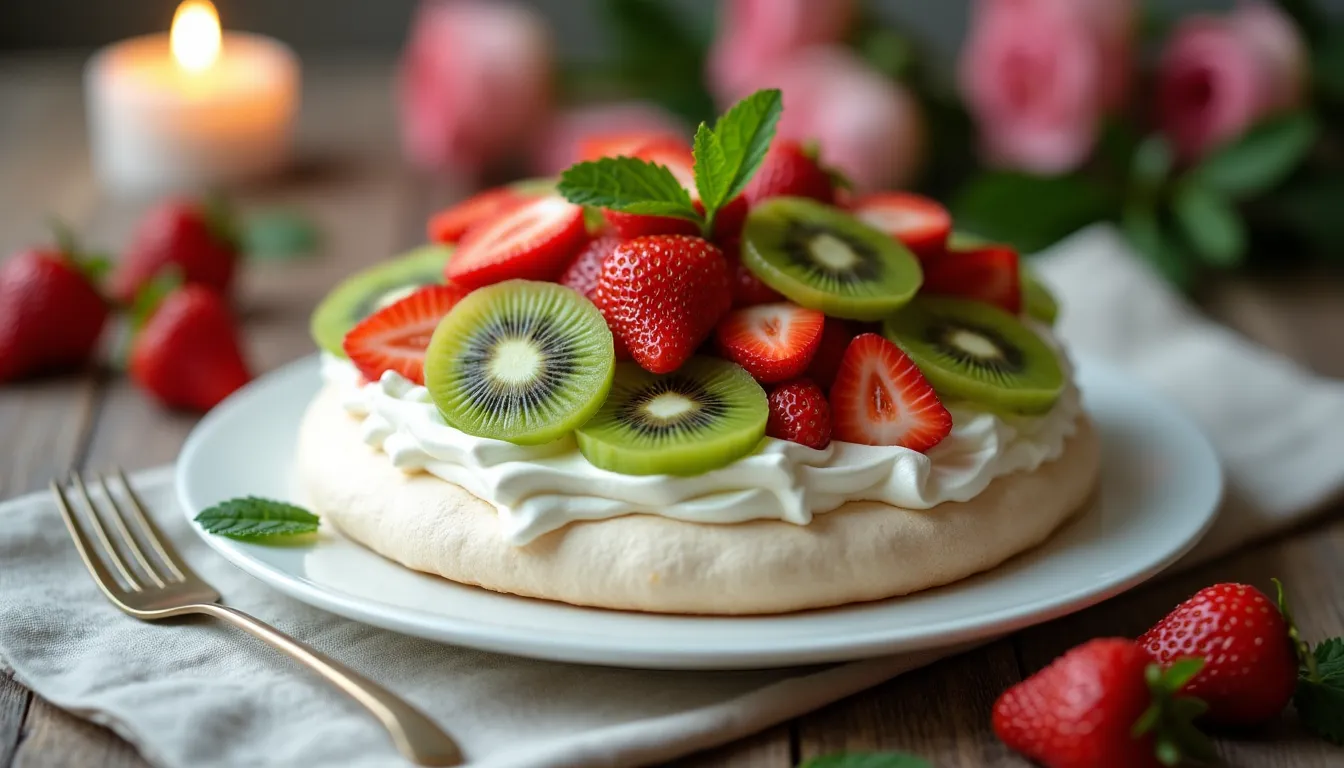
130, 285, 252, 411
744, 139, 835, 206
993, 638, 1213, 768
1139, 582, 1298, 726
111, 198, 240, 303
597, 235, 730, 374
0, 242, 109, 383
767, 380, 832, 449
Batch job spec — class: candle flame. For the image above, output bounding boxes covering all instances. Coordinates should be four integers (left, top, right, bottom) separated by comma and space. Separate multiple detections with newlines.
171, 0, 221, 73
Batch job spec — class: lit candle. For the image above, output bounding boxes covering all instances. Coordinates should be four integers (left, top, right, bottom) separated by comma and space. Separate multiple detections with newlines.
85, 0, 300, 193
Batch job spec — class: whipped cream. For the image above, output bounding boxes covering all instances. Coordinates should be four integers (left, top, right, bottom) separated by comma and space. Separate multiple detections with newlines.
321, 336, 1082, 546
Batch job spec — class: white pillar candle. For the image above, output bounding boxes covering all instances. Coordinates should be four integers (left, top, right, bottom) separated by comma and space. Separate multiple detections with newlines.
85, 1, 300, 194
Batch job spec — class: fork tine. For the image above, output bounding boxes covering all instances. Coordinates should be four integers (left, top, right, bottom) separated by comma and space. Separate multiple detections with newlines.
70, 473, 142, 592
96, 474, 167, 588
113, 467, 190, 583
51, 478, 134, 599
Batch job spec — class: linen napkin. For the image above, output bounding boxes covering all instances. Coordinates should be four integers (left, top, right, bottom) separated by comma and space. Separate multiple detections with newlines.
3, 224, 1344, 768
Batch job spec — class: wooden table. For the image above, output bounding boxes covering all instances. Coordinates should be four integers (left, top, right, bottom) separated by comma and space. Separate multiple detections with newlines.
1, 55, 1342, 768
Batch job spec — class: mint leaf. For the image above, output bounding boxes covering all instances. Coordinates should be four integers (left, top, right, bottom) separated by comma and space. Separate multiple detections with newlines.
558, 156, 700, 221
707, 88, 782, 207
1193, 112, 1318, 198
692, 122, 730, 212
195, 497, 320, 540
1297, 637, 1344, 744
1172, 182, 1246, 267
799, 752, 932, 768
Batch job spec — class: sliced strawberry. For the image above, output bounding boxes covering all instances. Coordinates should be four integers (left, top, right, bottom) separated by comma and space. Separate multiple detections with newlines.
559, 234, 618, 300
805, 318, 854, 390
427, 187, 534, 245
923, 245, 1023, 314
767, 379, 832, 449
745, 139, 836, 205
342, 284, 470, 385
853, 192, 952, 262
445, 196, 588, 289
578, 130, 683, 162
829, 334, 952, 451
715, 303, 825, 383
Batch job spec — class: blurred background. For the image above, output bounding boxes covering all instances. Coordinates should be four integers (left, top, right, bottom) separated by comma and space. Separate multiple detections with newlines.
3, 0, 1343, 288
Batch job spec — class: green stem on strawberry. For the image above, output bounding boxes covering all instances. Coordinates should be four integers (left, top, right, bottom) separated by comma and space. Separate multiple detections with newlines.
1133, 659, 1217, 766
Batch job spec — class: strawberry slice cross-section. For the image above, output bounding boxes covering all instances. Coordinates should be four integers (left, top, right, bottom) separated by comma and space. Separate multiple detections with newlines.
445, 196, 588, 289
427, 186, 535, 245
342, 283, 470, 385
923, 244, 1023, 314
853, 192, 952, 262
716, 302, 825, 384
829, 333, 953, 451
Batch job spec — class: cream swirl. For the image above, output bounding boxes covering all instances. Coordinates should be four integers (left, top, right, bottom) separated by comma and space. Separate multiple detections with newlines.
321, 339, 1082, 546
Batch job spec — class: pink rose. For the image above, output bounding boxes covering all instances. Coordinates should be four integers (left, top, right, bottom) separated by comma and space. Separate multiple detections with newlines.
959, 0, 1135, 174
707, 0, 855, 103
398, 0, 553, 177
741, 47, 924, 192
1158, 2, 1307, 160
530, 102, 687, 176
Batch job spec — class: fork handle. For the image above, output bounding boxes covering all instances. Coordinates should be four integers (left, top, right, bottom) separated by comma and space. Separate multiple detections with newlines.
195, 603, 463, 767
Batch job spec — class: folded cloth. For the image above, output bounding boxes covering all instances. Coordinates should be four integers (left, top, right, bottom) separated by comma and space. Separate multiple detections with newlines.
3, 225, 1343, 768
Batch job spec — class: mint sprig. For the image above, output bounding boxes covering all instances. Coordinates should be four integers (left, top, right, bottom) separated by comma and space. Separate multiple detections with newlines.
194, 497, 320, 540
558, 156, 698, 221
557, 88, 782, 239
1278, 579, 1344, 744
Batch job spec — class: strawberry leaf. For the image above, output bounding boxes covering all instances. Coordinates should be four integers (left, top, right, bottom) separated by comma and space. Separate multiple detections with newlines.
1137, 659, 1216, 765
194, 497, 320, 540
798, 752, 932, 768
558, 156, 701, 222
708, 88, 782, 206
1296, 637, 1344, 744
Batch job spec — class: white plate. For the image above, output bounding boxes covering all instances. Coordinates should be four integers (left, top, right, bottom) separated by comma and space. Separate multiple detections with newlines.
177, 354, 1222, 670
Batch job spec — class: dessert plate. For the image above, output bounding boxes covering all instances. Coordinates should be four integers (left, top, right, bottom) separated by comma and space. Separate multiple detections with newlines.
177, 354, 1222, 670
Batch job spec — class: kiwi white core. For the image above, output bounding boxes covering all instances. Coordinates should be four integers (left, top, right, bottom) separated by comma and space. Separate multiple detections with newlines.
949, 329, 1002, 360
644, 392, 696, 421
809, 234, 859, 271
489, 339, 543, 385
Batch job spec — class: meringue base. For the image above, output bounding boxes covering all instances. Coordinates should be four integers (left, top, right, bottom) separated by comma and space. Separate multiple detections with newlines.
296, 385, 1102, 615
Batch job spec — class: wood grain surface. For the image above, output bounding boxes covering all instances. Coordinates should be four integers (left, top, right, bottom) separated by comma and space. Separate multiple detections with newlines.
1, 55, 1341, 768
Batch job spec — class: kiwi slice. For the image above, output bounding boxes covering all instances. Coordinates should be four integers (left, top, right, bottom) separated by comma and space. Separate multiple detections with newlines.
742, 197, 922, 321
883, 297, 1064, 415
311, 245, 453, 358
1021, 268, 1059, 326
425, 280, 614, 445
576, 358, 768, 476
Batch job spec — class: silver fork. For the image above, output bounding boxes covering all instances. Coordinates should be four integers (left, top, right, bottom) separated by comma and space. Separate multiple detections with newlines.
51, 468, 463, 767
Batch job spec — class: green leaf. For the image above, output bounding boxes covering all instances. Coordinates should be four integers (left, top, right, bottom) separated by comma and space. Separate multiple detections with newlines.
1131, 135, 1174, 192
194, 497, 320, 540
202, 191, 242, 252
951, 172, 1115, 255
1161, 657, 1206, 692
1193, 112, 1319, 198
692, 122, 730, 213
707, 88, 783, 206
1297, 637, 1344, 744
598, 0, 716, 124
1275, 578, 1314, 674
1172, 183, 1246, 267
242, 209, 321, 262
557, 157, 700, 222
1123, 204, 1197, 290
798, 752, 932, 768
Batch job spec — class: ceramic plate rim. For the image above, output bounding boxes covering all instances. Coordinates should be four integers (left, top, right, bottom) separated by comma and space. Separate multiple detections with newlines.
176, 353, 1222, 669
